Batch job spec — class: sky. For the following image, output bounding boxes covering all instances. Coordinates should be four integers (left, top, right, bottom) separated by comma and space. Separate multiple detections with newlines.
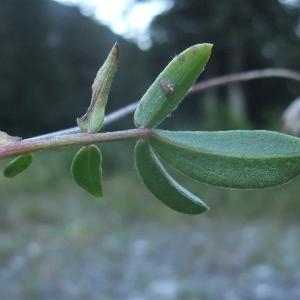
53, 0, 172, 49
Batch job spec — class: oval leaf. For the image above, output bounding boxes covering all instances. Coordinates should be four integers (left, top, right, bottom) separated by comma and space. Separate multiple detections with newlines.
134, 43, 212, 128
150, 130, 300, 189
71, 145, 103, 197
4, 154, 33, 178
134, 140, 208, 214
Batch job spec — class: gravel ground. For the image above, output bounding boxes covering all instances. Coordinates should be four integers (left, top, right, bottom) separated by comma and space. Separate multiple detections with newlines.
0, 211, 299, 300
0, 166, 300, 300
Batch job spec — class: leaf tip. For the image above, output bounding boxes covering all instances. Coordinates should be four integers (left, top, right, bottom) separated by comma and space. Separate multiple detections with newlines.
189, 43, 213, 62
195, 42, 213, 50
204, 43, 213, 55
112, 42, 120, 61
93, 190, 103, 198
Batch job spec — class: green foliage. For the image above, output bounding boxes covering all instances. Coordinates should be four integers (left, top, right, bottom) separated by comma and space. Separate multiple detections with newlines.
150, 130, 300, 188
77, 43, 119, 133
134, 43, 212, 128
132, 43, 300, 213
134, 140, 208, 214
1, 42, 300, 216
71, 145, 103, 197
4, 154, 33, 178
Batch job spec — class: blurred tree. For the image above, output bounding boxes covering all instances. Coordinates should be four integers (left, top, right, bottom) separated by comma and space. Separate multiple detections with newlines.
139, 0, 300, 127
0, 0, 147, 136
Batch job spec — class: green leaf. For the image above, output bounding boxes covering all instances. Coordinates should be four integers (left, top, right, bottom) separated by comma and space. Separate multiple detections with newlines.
0, 130, 21, 145
150, 130, 300, 189
77, 43, 119, 133
4, 154, 33, 178
134, 43, 212, 128
71, 145, 103, 197
134, 140, 209, 214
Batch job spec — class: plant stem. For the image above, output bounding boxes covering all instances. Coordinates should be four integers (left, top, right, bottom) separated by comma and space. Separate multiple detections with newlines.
29, 68, 300, 142
26, 102, 139, 141
0, 128, 152, 159
1, 68, 299, 159
190, 68, 300, 93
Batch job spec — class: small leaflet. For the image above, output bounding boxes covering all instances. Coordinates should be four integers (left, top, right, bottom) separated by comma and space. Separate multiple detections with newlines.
134, 43, 213, 128
134, 139, 208, 214
77, 43, 119, 133
71, 145, 103, 197
4, 154, 33, 178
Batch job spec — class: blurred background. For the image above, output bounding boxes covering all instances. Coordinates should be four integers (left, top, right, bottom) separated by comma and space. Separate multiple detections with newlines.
0, 0, 300, 299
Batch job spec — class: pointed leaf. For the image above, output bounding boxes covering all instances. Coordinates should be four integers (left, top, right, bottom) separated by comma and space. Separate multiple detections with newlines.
71, 145, 103, 197
134, 43, 212, 128
4, 154, 33, 178
0, 130, 21, 145
150, 130, 300, 189
78, 43, 119, 133
134, 140, 208, 214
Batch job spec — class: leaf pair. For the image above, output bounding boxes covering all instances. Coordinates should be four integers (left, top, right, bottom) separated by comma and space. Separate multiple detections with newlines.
2, 146, 103, 196
135, 129, 300, 214
2, 145, 103, 197
134, 44, 213, 214
72, 45, 118, 196
133, 43, 300, 214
